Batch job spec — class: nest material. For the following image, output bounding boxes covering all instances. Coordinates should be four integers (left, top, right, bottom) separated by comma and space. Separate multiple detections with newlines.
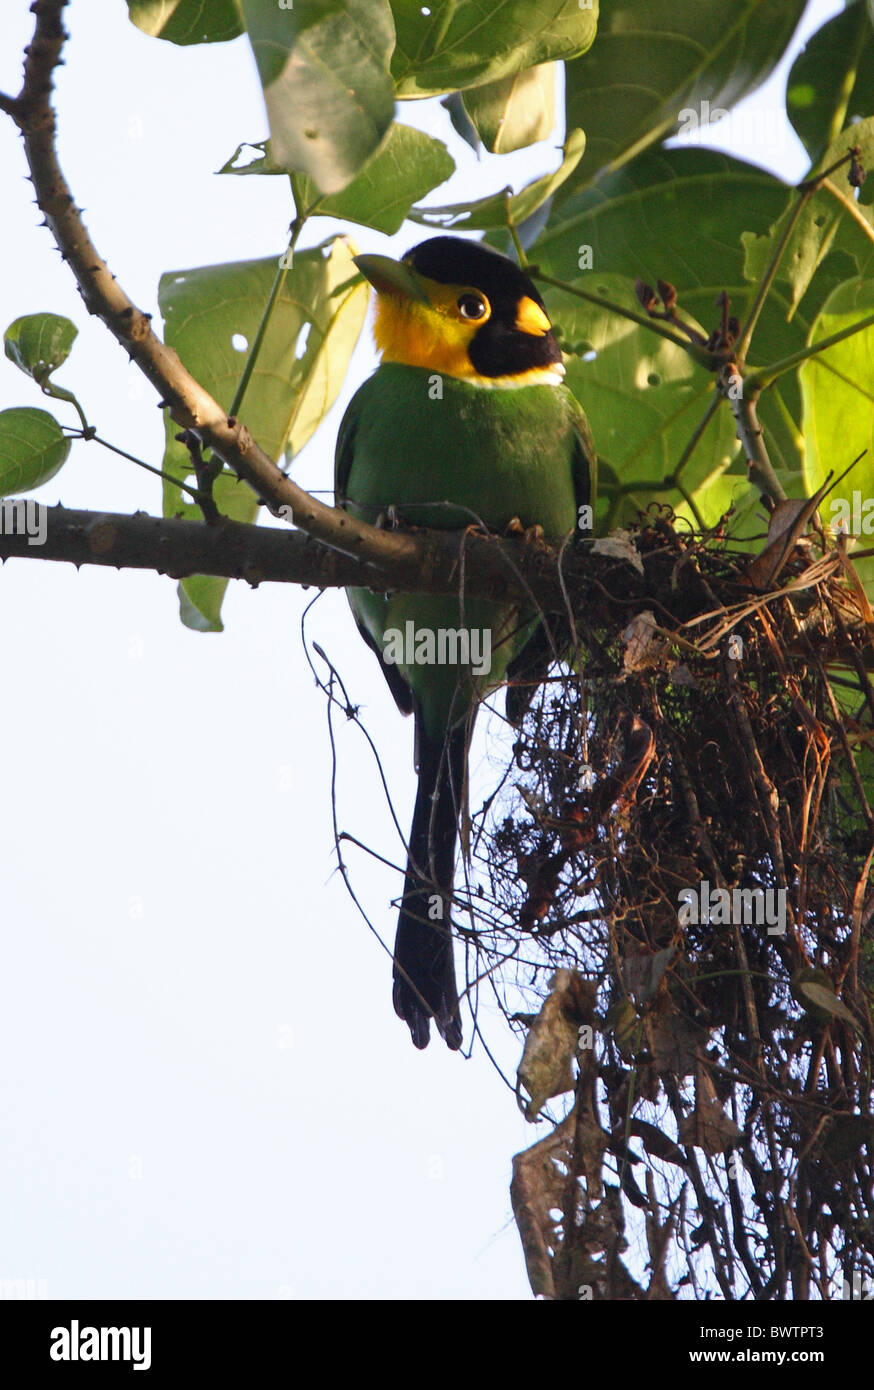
468, 509, 874, 1300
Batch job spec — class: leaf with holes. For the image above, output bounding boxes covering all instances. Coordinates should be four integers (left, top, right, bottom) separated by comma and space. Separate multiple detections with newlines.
462, 63, 556, 154
412, 127, 584, 232
221, 125, 455, 234
532, 146, 817, 486
391, 0, 597, 97
551, 275, 741, 535
562, 0, 806, 196
158, 239, 368, 630
126, 0, 242, 44
240, 0, 395, 194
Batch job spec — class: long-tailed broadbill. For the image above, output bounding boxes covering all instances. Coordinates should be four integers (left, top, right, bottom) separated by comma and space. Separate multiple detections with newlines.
335, 235, 594, 1050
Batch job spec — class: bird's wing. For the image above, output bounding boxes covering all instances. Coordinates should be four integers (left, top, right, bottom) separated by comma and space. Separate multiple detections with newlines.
334, 388, 415, 718
571, 396, 597, 515
333, 388, 358, 507
505, 397, 596, 726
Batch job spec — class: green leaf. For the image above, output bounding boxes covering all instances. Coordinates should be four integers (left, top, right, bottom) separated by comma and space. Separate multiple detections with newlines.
532, 147, 811, 480
412, 126, 584, 231
791, 968, 859, 1027
800, 276, 874, 601
217, 141, 288, 177
787, 0, 874, 164
220, 125, 455, 234
391, 0, 597, 97
563, 0, 807, 194
293, 124, 455, 233
125, 0, 242, 44
440, 92, 479, 153
0, 407, 71, 495
534, 148, 791, 296
552, 275, 742, 534
741, 118, 874, 321
159, 238, 368, 630
239, 0, 395, 194
462, 63, 556, 154
4, 313, 77, 387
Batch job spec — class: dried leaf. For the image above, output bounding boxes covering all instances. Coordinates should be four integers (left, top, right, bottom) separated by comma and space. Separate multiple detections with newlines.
622, 946, 677, 1005
510, 1115, 575, 1300
678, 1097, 742, 1155
622, 610, 663, 670
593, 530, 645, 575
791, 967, 859, 1028
517, 970, 595, 1120
646, 1002, 705, 1076
745, 476, 831, 589
628, 1119, 689, 1169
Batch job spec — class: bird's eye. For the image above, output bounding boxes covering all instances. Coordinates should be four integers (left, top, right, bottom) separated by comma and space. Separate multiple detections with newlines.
457, 293, 487, 321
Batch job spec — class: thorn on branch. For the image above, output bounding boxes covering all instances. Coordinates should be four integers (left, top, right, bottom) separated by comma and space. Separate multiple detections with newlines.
175, 429, 222, 524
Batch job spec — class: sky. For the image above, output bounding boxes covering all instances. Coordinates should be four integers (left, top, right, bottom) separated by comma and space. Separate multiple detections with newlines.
0, 0, 842, 1300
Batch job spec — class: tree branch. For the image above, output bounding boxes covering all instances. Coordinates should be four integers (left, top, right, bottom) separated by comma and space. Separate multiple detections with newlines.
0, 502, 589, 609
0, 0, 439, 583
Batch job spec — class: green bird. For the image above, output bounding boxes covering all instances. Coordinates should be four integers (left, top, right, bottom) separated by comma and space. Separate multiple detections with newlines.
335, 236, 594, 1050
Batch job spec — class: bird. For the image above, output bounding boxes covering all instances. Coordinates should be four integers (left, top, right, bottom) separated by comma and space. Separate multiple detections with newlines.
335, 235, 594, 1050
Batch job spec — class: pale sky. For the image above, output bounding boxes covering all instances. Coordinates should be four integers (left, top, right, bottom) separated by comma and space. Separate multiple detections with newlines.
0, 0, 840, 1299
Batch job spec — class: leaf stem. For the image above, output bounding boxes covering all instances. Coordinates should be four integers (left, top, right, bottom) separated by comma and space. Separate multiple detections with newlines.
80, 430, 200, 501
228, 199, 321, 423
745, 310, 874, 393
531, 269, 717, 363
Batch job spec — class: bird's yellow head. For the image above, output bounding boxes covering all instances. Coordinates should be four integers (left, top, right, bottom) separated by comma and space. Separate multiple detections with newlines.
354, 235, 565, 388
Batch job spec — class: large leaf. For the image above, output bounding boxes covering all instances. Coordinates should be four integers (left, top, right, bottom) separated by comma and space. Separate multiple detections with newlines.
390, 0, 597, 97
290, 124, 454, 232
742, 118, 874, 322
126, 0, 242, 44
240, 0, 395, 194
563, 0, 806, 193
534, 149, 791, 297
462, 63, 556, 154
532, 148, 814, 488
220, 124, 454, 234
412, 127, 584, 230
4, 313, 77, 387
0, 407, 70, 495
552, 276, 743, 534
787, 0, 874, 164
800, 277, 874, 601
158, 239, 368, 629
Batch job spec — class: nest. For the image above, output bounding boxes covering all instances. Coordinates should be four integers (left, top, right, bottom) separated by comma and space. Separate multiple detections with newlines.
464, 508, 874, 1300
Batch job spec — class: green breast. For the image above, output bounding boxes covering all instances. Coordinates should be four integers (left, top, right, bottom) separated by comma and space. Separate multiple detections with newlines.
340, 363, 581, 536
337, 363, 584, 736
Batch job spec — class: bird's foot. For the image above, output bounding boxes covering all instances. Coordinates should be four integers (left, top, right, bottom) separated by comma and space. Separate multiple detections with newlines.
505, 518, 546, 548
374, 504, 402, 530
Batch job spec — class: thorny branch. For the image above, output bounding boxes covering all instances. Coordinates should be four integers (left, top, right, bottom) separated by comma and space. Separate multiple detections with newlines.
0, 0, 567, 607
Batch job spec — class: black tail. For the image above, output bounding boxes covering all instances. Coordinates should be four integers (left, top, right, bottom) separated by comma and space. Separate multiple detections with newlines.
393, 718, 466, 1050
